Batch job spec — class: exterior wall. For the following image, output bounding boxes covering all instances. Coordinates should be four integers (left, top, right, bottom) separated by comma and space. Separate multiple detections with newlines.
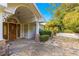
28, 23, 36, 39
0, 5, 6, 55
0, 6, 5, 41
0, 9, 3, 41
24, 22, 36, 39
24, 24, 28, 39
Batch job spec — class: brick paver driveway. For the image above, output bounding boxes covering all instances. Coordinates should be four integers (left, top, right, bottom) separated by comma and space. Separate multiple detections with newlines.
9, 37, 79, 56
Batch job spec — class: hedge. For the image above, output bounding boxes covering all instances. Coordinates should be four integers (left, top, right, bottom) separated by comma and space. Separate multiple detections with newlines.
39, 35, 49, 42
39, 29, 52, 36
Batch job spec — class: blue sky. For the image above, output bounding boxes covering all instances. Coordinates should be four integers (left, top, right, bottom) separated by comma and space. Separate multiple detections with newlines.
36, 3, 61, 21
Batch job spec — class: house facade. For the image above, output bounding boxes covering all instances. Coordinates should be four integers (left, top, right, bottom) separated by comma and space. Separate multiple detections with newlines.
0, 3, 44, 47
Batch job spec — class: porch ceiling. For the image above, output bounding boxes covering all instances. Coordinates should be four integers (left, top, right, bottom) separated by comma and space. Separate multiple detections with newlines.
15, 6, 35, 24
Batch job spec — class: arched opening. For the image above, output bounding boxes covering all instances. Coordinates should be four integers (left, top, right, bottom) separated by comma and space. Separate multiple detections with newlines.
15, 6, 36, 39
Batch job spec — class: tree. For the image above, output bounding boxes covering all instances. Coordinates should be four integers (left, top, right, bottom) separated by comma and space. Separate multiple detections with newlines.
44, 18, 63, 33
63, 11, 79, 33
45, 3, 79, 33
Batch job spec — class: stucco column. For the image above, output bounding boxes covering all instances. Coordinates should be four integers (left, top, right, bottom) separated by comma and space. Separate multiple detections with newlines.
22, 24, 24, 38
35, 21, 40, 42
27, 24, 30, 39
20, 24, 24, 38
20, 24, 22, 38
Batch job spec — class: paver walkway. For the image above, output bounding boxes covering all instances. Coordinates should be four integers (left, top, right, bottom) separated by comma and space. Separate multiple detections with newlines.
9, 39, 56, 56
9, 37, 79, 56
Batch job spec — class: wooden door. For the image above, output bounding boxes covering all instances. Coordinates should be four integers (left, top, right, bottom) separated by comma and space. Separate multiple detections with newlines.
9, 23, 16, 41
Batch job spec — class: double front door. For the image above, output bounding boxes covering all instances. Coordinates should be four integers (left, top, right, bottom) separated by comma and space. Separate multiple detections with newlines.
3, 22, 20, 41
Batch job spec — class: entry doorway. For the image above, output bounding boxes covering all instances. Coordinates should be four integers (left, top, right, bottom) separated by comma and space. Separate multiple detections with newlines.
3, 22, 21, 41
9, 23, 16, 41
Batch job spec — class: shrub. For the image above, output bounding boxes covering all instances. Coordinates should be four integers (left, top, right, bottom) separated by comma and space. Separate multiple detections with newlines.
40, 35, 49, 42
39, 29, 52, 36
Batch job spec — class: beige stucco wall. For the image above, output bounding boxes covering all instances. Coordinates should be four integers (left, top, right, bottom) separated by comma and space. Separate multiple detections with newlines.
0, 7, 3, 13
0, 7, 4, 40
24, 22, 36, 39
24, 24, 28, 39
28, 22, 36, 39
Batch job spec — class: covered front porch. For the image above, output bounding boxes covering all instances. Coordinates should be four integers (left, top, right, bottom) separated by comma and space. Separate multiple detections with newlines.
2, 4, 41, 41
